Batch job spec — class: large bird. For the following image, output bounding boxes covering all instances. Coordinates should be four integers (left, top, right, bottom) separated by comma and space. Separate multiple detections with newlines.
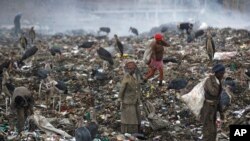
194, 29, 205, 38
177, 22, 193, 35
19, 33, 28, 50
98, 27, 110, 35
161, 26, 168, 33
20, 46, 38, 61
129, 27, 139, 36
205, 34, 215, 61
91, 69, 108, 81
167, 78, 188, 90
55, 80, 68, 94
114, 34, 124, 57
18, 46, 38, 67
29, 26, 36, 44
49, 46, 62, 56
78, 41, 95, 49
97, 47, 114, 66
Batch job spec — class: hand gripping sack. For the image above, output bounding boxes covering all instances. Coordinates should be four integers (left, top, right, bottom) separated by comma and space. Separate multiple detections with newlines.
180, 77, 209, 118
143, 39, 154, 64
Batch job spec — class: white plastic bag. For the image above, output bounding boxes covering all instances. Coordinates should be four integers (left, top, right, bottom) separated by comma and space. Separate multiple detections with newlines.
180, 77, 209, 118
213, 51, 237, 60
143, 39, 154, 64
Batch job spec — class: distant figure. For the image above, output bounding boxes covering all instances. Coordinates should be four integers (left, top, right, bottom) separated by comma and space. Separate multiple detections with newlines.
129, 27, 139, 36
10, 87, 34, 133
114, 34, 124, 58
177, 22, 193, 35
29, 26, 36, 44
98, 27, 110, 35
14, 13, 22, 35
205, 33, 215, 62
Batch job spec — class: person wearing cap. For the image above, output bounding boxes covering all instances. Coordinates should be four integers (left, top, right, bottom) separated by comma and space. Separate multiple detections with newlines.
200, 64, 225, 141
119, 61, 141, 133
143, 33, 170, 86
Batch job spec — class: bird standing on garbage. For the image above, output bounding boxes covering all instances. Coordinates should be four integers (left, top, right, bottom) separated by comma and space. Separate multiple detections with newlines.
97, 47, 114, 68
205, 33, 216, 62
98, 27, 110, 35
114, 34, 124, 58
19, 33, 28, 52
129, 27, 139, 36
177, 22, 193, 35
200, 64, 225, 141
29, 26, 36, 44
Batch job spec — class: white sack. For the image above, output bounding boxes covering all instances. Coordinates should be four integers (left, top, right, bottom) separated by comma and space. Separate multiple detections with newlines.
181, 77, 209, 118
213, 51, 237, 60
143, 39, 154, 64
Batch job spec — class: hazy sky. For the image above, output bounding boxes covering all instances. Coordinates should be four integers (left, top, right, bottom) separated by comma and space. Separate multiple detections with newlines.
0, 0, 249, 35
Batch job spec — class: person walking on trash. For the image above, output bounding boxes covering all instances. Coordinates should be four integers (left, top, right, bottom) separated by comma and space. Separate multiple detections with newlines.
200, 64, 225, 141
143, 33, 170, 86
119, 61, 141, 134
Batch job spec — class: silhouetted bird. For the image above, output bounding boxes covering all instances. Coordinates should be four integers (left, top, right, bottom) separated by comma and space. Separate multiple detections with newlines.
36, 69, 49, 80
20, 46, 38, 61
55, 80, 68, 94
78, 41, 95, 49
177, 22, 193, 35
194, 29, 205, 38
5, 81, 15, 95
95, 35, 107, 40
75, 127, 92, 141
0, 61, 11, 74
129, 27, 139, 36
29, 26, 36, 44
14, 13, 22, 35
205, 34, 216, 61
114, 34, 123, 57
224, 77, 236, 92
167, 78, 188, 90
50, 47, 61, 56
161, 26, 168, 33
86, 122, 98, 140
97, 47, 114, 65
98, 27, 110, 34
91, 69, 108, 81
19, 33, 28, 50
219, 89, 231, 112
245, 68, 250, 77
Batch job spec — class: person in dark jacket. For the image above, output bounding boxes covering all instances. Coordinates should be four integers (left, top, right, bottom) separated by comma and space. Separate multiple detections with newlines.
200, 64, 225, 141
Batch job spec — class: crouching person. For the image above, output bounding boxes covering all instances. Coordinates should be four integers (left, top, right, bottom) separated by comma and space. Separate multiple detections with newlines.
10, 87, 34, 133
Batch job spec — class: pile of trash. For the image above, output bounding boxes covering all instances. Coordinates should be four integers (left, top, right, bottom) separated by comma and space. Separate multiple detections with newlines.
0, 25, 250, 141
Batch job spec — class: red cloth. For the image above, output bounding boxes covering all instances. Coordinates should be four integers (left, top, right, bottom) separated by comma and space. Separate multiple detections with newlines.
149, 59, 163, 70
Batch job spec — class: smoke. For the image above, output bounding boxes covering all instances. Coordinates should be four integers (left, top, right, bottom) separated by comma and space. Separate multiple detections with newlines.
0, 0, 249, 36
